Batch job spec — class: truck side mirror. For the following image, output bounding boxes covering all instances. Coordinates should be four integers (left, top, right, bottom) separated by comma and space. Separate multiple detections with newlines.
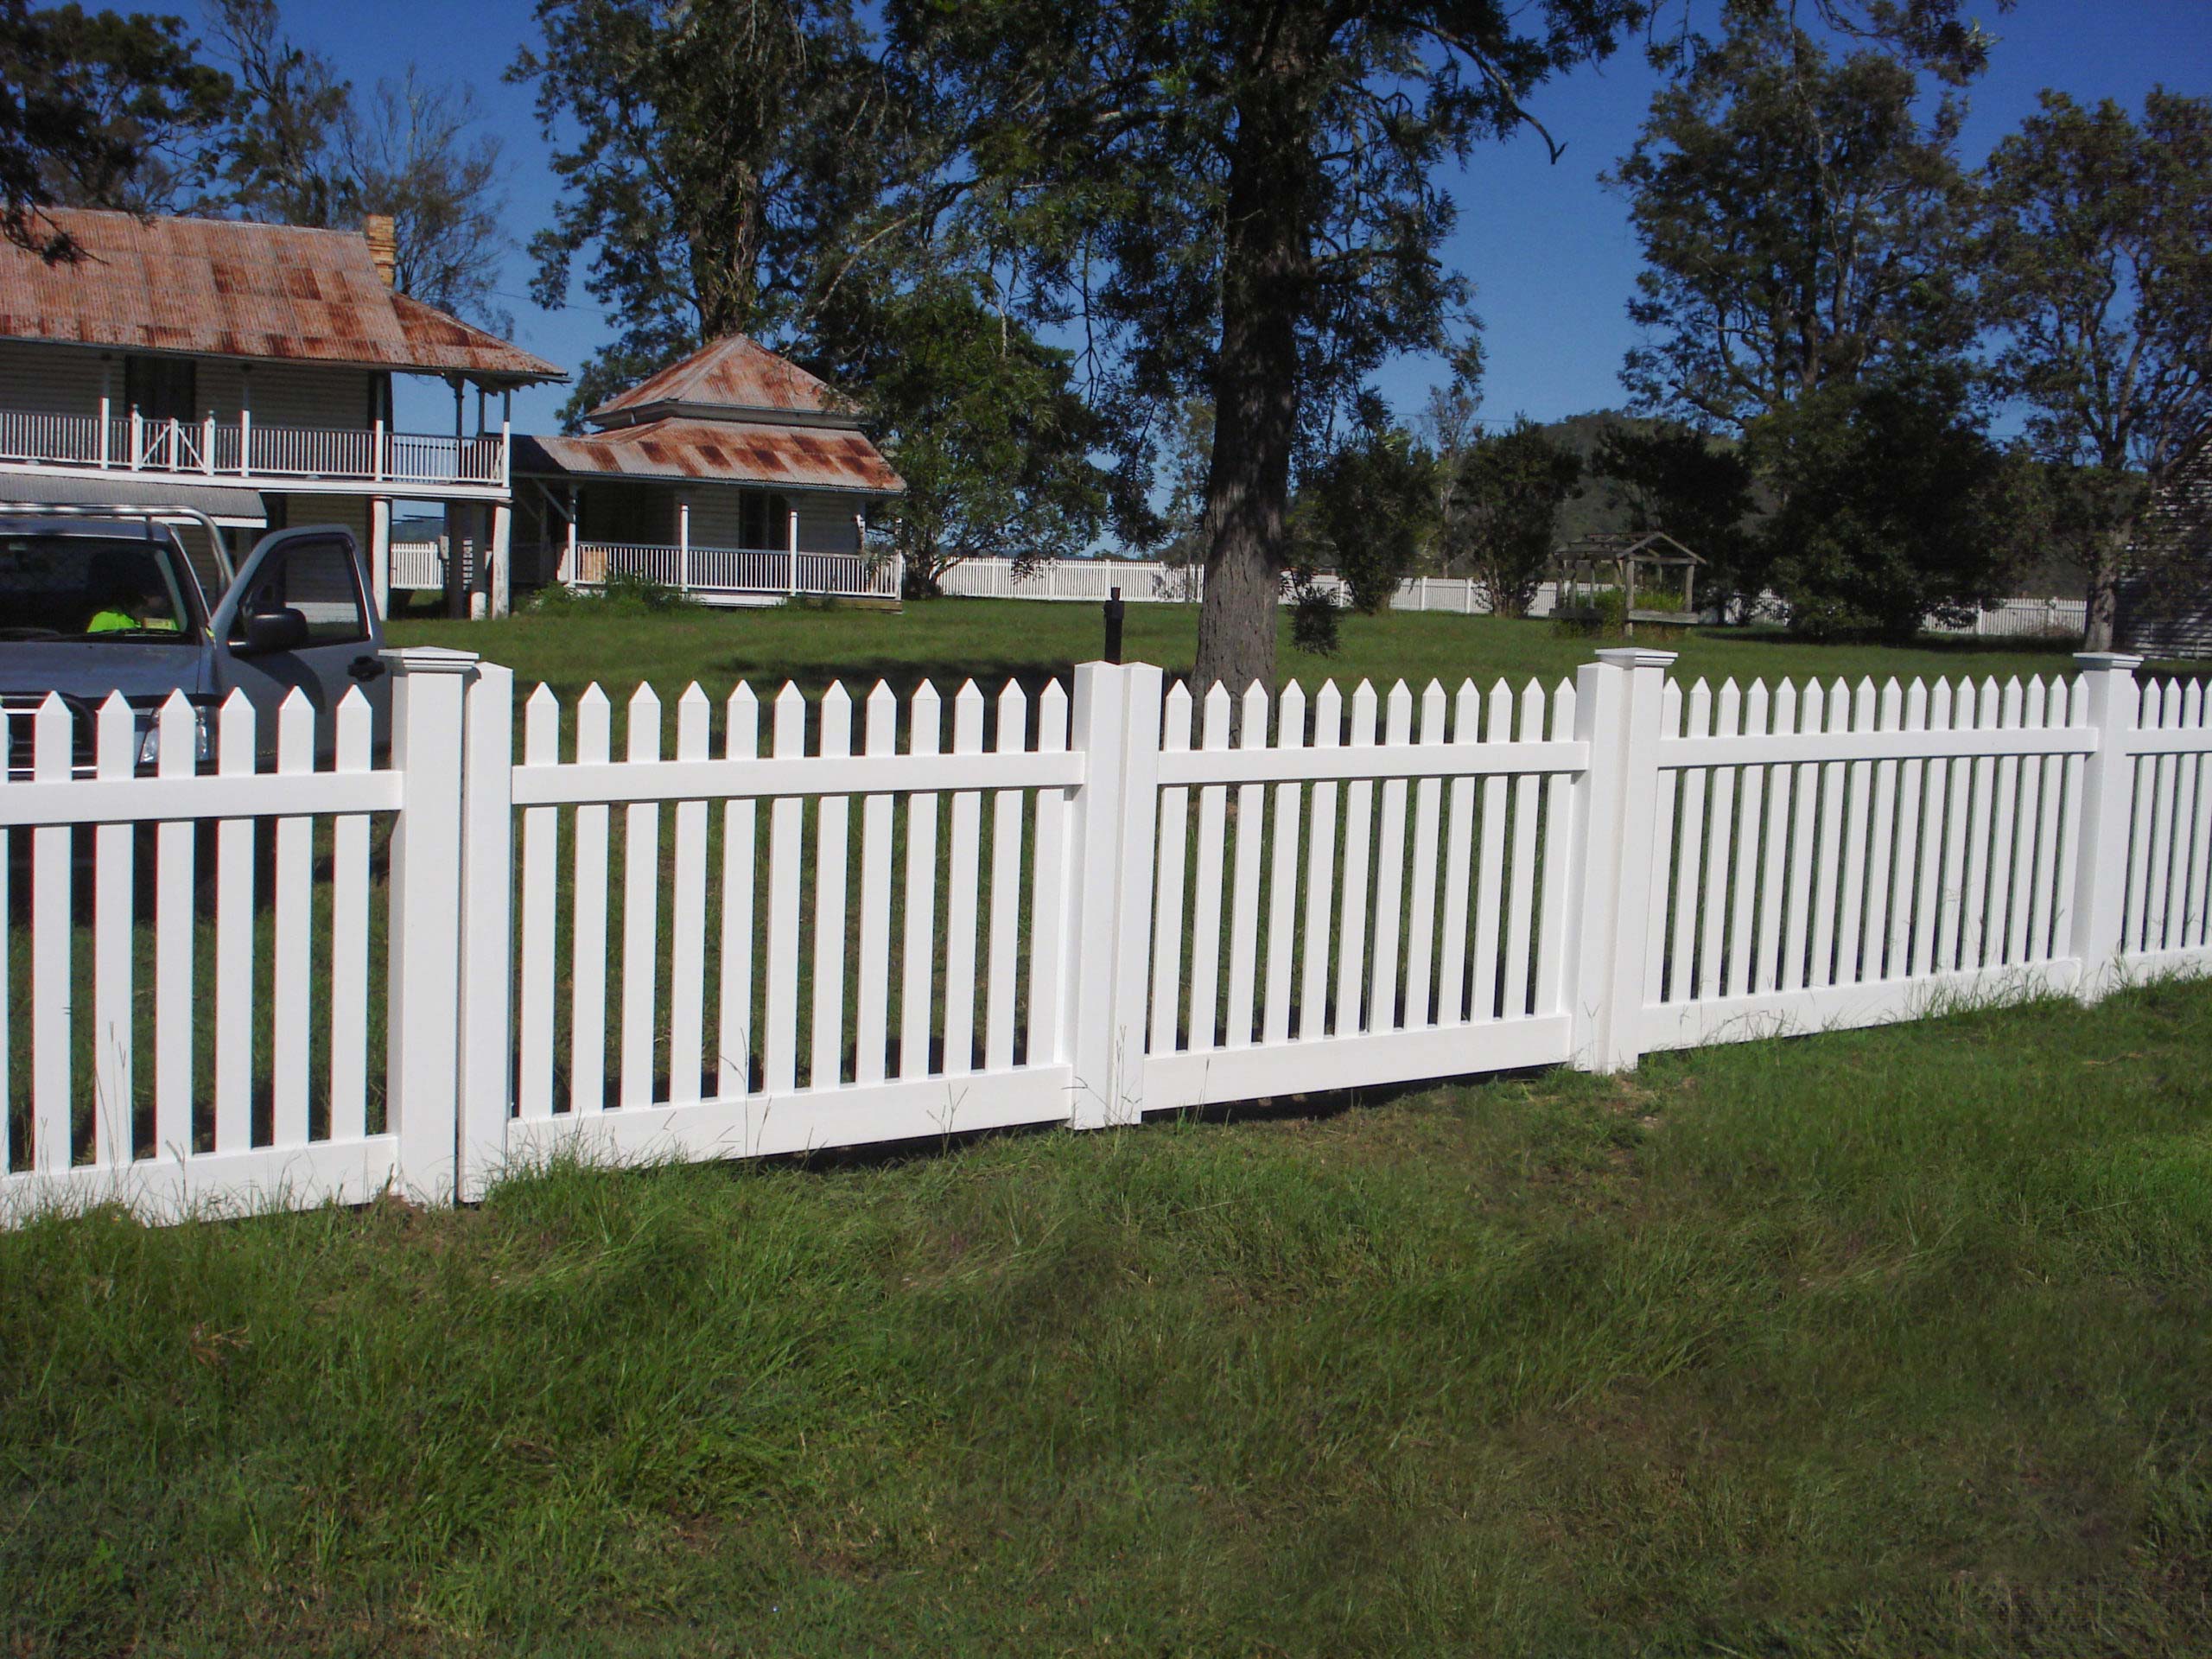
238, 607, 310, 654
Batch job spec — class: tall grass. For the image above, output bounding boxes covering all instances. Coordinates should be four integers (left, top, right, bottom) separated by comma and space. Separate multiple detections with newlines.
4, 980, 2211, 1654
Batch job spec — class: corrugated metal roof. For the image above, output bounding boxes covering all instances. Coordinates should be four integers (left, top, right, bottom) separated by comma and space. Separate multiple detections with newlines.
517, 418, 903, 496
0, 207, 563, 383
588, 334, 846, 423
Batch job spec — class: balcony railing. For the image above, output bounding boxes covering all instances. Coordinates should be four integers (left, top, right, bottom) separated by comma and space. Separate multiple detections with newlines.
0, 408, 507, 490
575, 540, 900, 601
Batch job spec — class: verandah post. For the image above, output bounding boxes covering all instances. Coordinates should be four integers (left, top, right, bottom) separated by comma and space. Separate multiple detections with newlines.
1065, 660, 1164, 1128
456, 661, 516, 1201
2069, 652, 2144, 1001
381, 645, 481, 1205
1567, 646, 1676, 1072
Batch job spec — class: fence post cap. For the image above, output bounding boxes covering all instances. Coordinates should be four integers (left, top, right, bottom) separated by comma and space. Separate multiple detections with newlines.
380, 645, 480, 675
2074, 652, 2144, 671
1594, 646, 1678, 671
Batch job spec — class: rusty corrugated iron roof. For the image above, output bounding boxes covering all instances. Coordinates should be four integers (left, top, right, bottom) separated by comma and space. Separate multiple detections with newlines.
517, 417, 903, 495
0, 207, 563, 383
587, 334, 847, 424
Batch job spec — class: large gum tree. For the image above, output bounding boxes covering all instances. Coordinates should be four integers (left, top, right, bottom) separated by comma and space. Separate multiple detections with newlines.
893, 0, 1996, 695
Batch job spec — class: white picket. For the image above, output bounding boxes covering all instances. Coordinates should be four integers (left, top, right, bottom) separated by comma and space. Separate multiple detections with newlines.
1643, 680, 1681, 1006
899, 683, 940, 1079
270, 692, 315, 1147
1470, 682, 1510, 1020
1727, 683, 1769, 998
1188, 684, 1231, 1049
29, 696, 70, 1172
1935, 680, 1976, 971
2143, 683, 2178, 952
1436, 681, 1480, 1023
1224, 682, 1269, 1047
1334, 683, 1378, 1034
1700, 682, 1739, 1001
154, 693, 195, 1158
91, 696, 135, 1166
1961, 678, 2002, 968
1535, 680, 1576, 1019
1780, 680, 1820, 993
1503, 680, 1546, 1019
1758, 680, 1799, 995
855, 683, 899, 1085
1406, 683, 1447, 1027
2005, 678, 2045, 964
760, 686, 807, 1093
1368, 683, 1414, 1033
1858, 680, 1903, 984
620, 686, 664, 1107
570, 686, 613, 1113
2026, 679, 2067, 962
330, 691, 372, 1143
943, 683, 986, 1074
213, 692, 255, 1154
720, 685, 760, 1095
669, 685, 712, 1103
1151, 683, 1194, 1052
986, 681, 1028, 1070
1806, 682, 1847, 989
811, 684, 852, 1090
1886, 680, 1929, 983
1298, 683, 1341, 1040
1262, 683, 1305, 1044
1669, 681, 1712, 1001
518, 687, 561, 1118
1026, 681, 1071, 1064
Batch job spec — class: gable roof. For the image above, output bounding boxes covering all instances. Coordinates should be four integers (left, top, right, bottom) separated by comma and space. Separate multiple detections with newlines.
0, 207, 563, 383
587, 334, 849, 427
518, 417, 903, 497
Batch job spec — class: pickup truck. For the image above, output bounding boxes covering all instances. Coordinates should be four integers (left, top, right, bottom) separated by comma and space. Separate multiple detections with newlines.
0, 508, 391, 776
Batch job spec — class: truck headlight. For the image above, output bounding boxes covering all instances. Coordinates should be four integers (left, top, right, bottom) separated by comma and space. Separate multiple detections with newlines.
135, 704, 215, 767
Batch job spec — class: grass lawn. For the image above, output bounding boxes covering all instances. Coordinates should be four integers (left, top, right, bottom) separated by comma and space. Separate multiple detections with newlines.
385, 595, 2194, 715
6, 980, 2212, 1654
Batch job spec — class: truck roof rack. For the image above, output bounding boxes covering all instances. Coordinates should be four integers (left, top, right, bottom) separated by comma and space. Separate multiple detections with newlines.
0, 501, 237, 586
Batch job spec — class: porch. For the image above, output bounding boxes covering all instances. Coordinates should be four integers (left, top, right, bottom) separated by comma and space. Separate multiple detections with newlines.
0, 408, 508, 494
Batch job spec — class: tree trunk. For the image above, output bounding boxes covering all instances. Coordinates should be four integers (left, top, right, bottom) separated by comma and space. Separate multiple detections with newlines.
2082, 520, 2128, 652
1191, 89, 1309, 700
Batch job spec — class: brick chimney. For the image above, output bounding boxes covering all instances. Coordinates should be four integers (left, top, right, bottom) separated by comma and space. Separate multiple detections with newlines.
364, 214, 397, 288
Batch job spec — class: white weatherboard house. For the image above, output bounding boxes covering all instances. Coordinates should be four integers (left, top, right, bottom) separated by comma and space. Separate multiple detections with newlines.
511, 334, 907, 605
0, 206, 565, 616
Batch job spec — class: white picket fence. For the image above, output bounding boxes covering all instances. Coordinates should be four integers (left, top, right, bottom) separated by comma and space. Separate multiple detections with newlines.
3, 647, 2208, 1224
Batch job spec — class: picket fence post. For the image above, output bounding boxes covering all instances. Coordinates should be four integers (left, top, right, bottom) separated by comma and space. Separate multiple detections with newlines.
2069, 652, 2144, 1001
381, 645, 480, 1204
1065, 660, 1164, 1128
456, 662, 516, 1201
1567, 647, 1676, 1072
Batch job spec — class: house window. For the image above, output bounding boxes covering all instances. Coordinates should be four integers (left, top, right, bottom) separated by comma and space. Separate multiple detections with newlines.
739, 490, 791, 549
124, 355, 198, 424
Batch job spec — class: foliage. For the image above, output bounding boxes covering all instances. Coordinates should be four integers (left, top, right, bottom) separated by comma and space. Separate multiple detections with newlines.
528, 568, 696, 616
1747, 373, 2024, 639
1978, 89, 2212, 648
1592, 418, 1760, 613
508, 0, 894, 428
1441, 418, 1583, 620
1282, 563, 1344, 657
1611, 9, 1977, 434
1554, 582, 1629, 639
200, 0, 509, 324
0, 0, 232, 257
1302, 424, 1438, 614
810, 275, 1114, 597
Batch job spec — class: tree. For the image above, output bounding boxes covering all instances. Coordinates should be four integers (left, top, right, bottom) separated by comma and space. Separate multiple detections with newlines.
1979, 90, 2212, 650
1746, 371, 2025, 639
0, 1, 232, 257
1302, 423, 1437, 614
204, 0, 346, 226
1442, 418, 1583, 619
1592, 418, 1758, 613
816, 275, 1113, 595
510, 0, 896, 428
1611, 9, 1977, 435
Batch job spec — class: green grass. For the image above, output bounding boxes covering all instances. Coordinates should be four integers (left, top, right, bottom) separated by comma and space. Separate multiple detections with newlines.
6, 979, 2212, 1655
386, 595, 2197, 713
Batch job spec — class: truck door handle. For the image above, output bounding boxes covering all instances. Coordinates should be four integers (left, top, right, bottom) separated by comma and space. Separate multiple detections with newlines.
348, 655, 387, 683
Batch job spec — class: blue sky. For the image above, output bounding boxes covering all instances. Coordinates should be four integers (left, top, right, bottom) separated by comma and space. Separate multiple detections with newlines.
248, 0, 2209, 440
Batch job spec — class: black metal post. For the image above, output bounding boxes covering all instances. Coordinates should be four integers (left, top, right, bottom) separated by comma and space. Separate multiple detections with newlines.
1103, 586, 1125, 664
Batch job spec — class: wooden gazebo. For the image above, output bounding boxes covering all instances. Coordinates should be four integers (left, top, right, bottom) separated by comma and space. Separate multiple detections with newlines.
1553, 531, 1706, 633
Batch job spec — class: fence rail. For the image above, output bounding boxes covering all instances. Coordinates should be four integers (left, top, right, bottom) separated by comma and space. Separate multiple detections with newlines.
2, 648, 2206, 1224
0, 408, 507, 489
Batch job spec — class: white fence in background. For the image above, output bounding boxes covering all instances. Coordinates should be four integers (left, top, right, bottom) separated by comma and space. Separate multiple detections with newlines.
389, 539, 447, 592
934, 559, 2089, 636
574, 541, 901, 602
2, 649, 2207, 1224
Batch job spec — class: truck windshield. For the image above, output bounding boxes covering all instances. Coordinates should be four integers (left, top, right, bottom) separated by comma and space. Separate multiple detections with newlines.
0, 535, 194, 642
